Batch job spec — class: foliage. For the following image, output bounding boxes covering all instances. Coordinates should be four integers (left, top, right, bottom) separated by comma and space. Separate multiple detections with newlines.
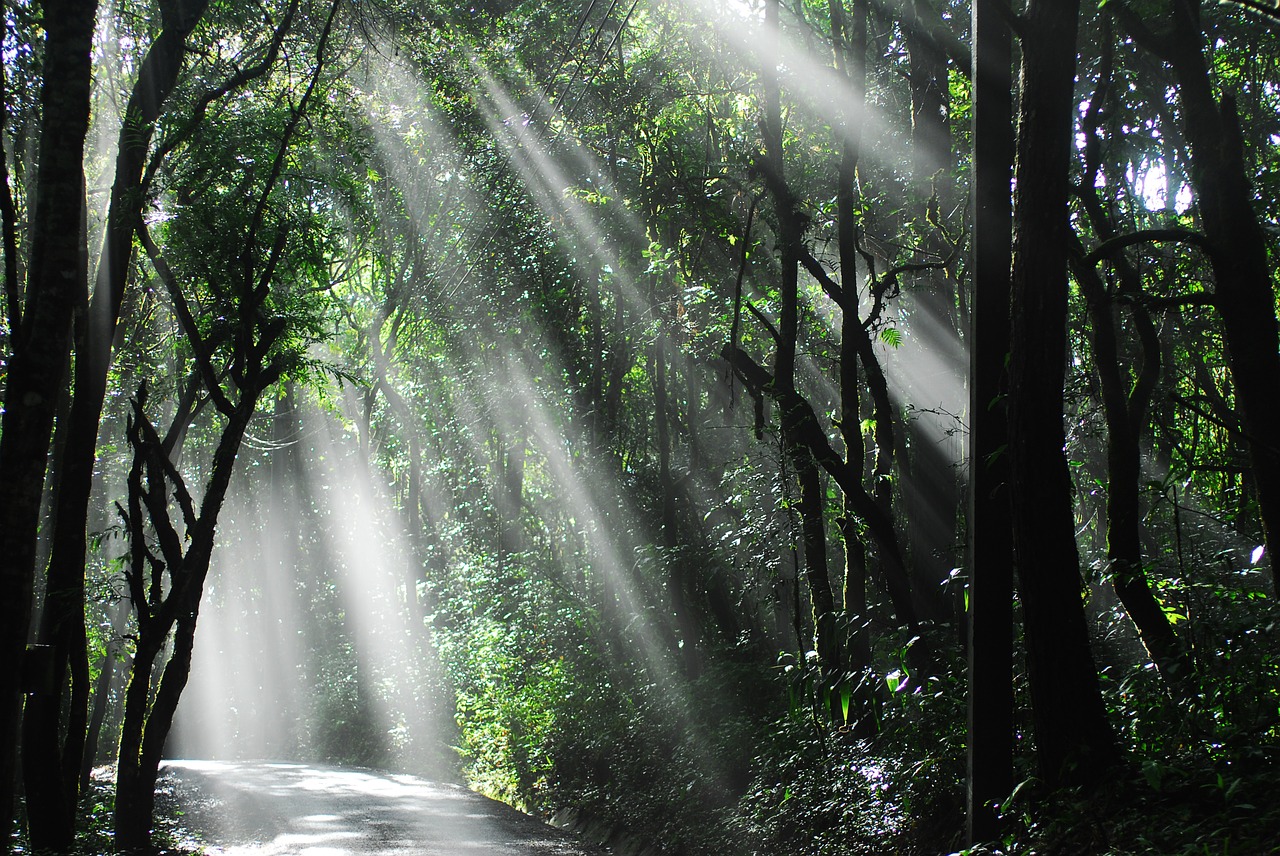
3, 0, 1280, 854
738, 668, 968, 856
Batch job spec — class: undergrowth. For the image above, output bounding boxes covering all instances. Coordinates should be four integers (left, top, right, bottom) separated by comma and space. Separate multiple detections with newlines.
7, 768, 202, 856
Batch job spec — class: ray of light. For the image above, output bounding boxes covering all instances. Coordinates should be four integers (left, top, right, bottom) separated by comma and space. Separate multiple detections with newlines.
177, 486, 313, 761
469, 61, 655, 323
673, 0, 928, 176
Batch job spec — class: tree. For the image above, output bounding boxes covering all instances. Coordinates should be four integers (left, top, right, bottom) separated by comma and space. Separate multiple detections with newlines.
967, 0, 1014, 838
0, 3, 100, 848
1007, 0, 1117, 785
21, 4, 221, 848
1065, 19, 1194, 700
111, 3, 340, 848
1116, 0, 1280, 593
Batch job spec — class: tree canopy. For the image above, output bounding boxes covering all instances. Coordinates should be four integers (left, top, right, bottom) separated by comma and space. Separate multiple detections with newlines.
3, 1, 1280, 853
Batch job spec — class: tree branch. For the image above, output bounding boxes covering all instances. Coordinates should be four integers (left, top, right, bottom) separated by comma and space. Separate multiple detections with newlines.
1084, 227, 1217, 265
798, 248, 847, 308
746, 301, 783, 346
136, 220, 235, 416
142, 0, 300, 191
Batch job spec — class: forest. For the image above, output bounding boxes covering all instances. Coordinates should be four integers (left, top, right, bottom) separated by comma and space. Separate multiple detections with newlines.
2, 0, 1280, 853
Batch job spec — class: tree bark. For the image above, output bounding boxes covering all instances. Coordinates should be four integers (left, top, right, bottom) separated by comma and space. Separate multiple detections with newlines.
1159, 0, 1280, 591
0, 3, 98, 849
1007, 0, 1117, 786
967, 0, 1014, 839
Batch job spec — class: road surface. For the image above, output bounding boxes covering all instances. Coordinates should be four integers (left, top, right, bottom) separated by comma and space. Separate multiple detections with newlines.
160, 760, 609, 855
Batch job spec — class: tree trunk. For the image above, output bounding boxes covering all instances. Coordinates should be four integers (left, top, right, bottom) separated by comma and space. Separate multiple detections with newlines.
0, 3, 98, 848
115, 399, 257, 853
22, 6, 215, 848
112, 621, 167, 856
758, 0, 844, 682
1069, 24, 1195, 700
1008, 0, 1117, 786
967, 0, 1015, 838
1071, 253, 1195, 696
828, 0, 877, 726
1161, 0, 1280, 592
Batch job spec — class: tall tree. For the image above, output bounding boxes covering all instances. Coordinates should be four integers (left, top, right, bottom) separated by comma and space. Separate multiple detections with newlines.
1068, 26, 1194, 698
1117, 0, 1280, 592
757, 0, 842, 678
967, 0, 1014, 838
0, 3, 100, 849
113, 3, 340, 848
21, 4, 221, 848
1007, 0, 1118, 785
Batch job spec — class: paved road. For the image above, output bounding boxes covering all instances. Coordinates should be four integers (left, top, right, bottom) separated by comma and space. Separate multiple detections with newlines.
161, 760, 609, 855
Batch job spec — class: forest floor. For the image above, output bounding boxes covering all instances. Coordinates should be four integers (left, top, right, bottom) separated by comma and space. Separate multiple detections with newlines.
157, 760, 611, 855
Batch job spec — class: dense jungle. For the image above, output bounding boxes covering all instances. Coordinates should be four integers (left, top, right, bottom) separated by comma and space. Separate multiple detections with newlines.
2, 0, 1280, 853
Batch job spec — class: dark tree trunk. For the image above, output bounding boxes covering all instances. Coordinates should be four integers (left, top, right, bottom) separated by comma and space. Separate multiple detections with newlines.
112, 602, 199, 854
114, 398, 257, 854
21, 6, 217, 848
1008, 0, 1117, 786
1069, 22, 1195, 700
112, 636, 165, 856
967, 0, 1015, 839
1160, 0, 1280, 592
1090, 292, 1193, 688
759, 0, 844, 679
0, 3, 98, 848
828, 0, 877, 728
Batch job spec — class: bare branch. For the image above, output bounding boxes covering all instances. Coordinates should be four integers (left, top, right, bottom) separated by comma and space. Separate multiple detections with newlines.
1084, 227, 1217, 265
798, 248, 847, 308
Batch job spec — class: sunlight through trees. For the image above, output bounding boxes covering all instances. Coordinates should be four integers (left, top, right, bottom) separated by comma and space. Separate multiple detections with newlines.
2, 1, 1280, 854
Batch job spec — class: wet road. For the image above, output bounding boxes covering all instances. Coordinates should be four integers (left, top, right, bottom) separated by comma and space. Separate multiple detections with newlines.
161, 760, 608, 855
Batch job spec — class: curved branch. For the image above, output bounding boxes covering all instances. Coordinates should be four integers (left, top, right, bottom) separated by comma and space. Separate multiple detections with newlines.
1084, 227, 1217, 265
746, 300, 782, 346
721, 343, 917, 632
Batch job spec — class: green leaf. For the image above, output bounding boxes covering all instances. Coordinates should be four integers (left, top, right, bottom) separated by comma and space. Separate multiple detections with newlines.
879, 327, 903, 348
